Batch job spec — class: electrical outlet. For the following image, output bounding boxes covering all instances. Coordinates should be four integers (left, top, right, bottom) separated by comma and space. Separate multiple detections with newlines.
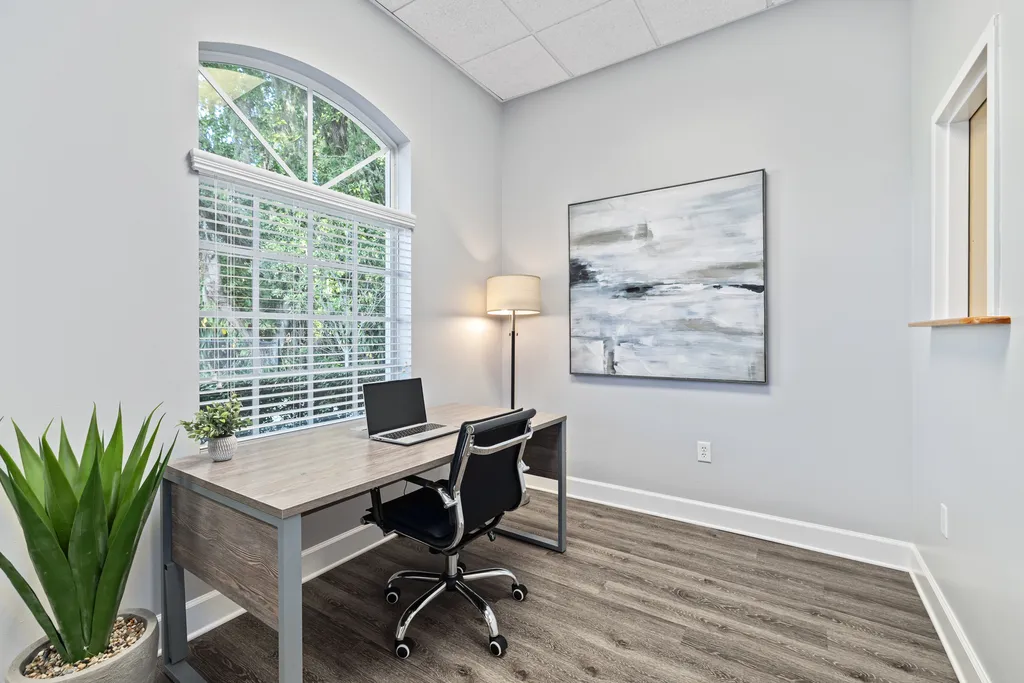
940, 503, 949, 539
697, 441, 712, 463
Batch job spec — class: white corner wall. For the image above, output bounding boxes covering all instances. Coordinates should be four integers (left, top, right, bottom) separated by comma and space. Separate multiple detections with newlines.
500, 0, 913, 540
0, 0, 503, 667
910, 1, 1024, 681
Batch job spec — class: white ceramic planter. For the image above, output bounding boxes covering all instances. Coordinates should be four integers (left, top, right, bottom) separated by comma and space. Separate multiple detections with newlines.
6, 609, 158, 683
207, 434, 238, 462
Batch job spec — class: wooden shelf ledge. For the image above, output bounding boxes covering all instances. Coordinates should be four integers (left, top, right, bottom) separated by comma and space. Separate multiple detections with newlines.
908, 316, 1011, 328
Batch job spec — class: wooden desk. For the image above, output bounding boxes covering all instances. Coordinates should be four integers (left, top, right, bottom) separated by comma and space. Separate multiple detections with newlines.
161, 404, 567, 683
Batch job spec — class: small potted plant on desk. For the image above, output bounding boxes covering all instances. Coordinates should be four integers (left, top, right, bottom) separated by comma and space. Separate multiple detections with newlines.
179, 394, 251, 462
0, 406, 175, 682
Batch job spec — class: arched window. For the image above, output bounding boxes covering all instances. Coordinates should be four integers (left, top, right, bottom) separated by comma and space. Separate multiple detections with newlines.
197, 61, 389, 204
192, 51, 413, 439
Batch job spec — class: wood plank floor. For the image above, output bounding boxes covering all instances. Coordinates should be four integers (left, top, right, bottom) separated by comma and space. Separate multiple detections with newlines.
159, 492, 956, 683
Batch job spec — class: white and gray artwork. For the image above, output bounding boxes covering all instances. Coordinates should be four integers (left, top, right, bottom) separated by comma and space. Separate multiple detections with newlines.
569, 170, 766, 383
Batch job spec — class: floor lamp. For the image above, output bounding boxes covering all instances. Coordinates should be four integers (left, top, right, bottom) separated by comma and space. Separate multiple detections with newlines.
486, 275, 541, 409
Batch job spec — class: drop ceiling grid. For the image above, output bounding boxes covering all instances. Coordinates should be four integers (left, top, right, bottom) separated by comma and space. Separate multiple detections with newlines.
370, 0, 787, 101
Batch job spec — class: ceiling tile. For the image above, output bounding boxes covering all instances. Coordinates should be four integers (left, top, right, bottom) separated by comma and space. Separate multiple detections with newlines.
395, 0, 529, 64
376, 0, 416, 10
538, 0, 656, 76
637, 0, 767, 46
501, 0, 609, 31
463, 36, 569, 100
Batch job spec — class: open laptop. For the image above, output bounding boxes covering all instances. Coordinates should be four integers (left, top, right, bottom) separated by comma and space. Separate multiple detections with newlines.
363, 378, 460, 446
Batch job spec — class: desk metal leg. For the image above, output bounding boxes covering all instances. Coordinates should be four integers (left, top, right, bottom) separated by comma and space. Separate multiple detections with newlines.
497, 421, 567, 553
162, 480, 209, 683
161, 479, 305, 683
278, 515, 303, 682
556, 420, 567, 552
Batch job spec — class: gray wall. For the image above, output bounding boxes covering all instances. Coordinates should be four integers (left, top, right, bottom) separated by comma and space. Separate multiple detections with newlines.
909, 1, 1024, 680
0, 0, 503, 665
500, 0, 913, 539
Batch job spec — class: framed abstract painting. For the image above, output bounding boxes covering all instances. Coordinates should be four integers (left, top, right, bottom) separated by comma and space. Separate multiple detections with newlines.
568, 170, 767, 384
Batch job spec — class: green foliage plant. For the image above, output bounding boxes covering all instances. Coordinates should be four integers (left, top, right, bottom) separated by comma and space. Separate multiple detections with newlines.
0, 406, 175, 663
178, 394, 251, 442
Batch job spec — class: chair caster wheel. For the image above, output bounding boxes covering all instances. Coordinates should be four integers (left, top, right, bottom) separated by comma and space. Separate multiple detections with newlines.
384, 587, 400, 604
457, 561, 467, 573
488, 635, 508, 657
511, 583, 528, 601
394, 637, 416, 659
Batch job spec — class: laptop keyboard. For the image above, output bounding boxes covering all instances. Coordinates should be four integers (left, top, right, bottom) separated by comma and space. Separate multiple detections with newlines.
381, 423, 445, 439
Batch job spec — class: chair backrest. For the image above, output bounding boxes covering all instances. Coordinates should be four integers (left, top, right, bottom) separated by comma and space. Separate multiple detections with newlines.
449, 408, 536, 533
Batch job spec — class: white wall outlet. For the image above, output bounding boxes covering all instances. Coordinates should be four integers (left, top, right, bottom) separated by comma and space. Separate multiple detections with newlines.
940, 503, 949, 539
697, 441, 712, 463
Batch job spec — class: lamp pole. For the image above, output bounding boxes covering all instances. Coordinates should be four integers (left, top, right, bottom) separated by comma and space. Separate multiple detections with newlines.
486, 274, 539, 409
510, 310, 517, 409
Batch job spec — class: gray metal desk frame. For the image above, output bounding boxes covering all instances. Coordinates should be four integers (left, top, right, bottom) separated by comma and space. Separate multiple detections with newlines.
161, 409, 566, 683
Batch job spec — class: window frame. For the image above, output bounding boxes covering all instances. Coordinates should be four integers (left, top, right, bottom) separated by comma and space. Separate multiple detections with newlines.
929, 16, 1001, 320
193, 48, 414, 440
199, 48, 396, 206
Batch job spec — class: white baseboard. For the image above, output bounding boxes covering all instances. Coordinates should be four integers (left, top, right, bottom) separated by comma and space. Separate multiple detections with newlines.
180, 524, 392, 642
525, 474, 914, 571
910, 547, 991, 683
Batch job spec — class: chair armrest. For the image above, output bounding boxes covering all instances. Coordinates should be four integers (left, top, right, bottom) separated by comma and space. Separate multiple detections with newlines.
471, 427, 534, 455
404, 475, 459, 509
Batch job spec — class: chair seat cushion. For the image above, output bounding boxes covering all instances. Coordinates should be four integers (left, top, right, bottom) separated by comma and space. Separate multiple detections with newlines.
376, 481, 454, 546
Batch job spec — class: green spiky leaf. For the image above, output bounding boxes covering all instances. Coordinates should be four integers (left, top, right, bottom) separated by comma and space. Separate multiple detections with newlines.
90, 439, 173, 653
117, 407, 158, 517
11, 421, 45, 504
58, 421, 80, 483
68, 456, 108, 646
8, 470, 87, 661
0, 444, 53, 537
40, 437, 78, 553
115, 415, 162, 523
76, 408, 102, 498
0, 545, 71, 662
100, 408, 124, 526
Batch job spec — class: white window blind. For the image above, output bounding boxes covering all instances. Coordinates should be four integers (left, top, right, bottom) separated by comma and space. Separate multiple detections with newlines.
195, 154, 412, 438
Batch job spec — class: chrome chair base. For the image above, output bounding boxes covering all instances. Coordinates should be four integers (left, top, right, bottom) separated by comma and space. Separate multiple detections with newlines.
384, 554, 527, 659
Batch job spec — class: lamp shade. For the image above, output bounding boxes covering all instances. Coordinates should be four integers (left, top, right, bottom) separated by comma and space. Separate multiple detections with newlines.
486, 275, 541, 315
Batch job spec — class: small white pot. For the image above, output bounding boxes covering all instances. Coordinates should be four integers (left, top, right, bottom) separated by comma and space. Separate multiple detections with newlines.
207, 434, 238, 462
6, 609, 158, 683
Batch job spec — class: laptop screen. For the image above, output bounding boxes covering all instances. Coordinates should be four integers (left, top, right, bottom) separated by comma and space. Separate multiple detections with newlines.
363, 378, 428, 436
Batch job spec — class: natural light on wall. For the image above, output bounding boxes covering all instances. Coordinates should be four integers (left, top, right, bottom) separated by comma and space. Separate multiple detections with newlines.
193, 55, 414, 438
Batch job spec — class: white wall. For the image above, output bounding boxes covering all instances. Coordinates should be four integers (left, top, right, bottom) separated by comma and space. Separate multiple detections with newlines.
909, 1, 1024, 680
0, 0, 503, 666
500, 0, 913, 540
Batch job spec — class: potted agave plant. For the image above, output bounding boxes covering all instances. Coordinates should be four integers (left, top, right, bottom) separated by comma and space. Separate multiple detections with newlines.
0, 406, 175, 682
179, 394, 251, 462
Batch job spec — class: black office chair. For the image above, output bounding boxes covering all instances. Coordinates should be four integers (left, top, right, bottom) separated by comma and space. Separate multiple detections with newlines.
364, 408, 536, 660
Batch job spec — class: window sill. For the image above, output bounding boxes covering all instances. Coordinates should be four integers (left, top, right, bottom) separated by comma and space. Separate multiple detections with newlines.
908, 316, 1011, 328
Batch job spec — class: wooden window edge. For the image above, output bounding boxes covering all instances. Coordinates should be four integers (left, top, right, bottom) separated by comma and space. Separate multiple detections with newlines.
908, 316, 1010, 328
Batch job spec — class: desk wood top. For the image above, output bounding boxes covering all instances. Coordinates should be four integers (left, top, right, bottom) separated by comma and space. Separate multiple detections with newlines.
164, 404, 565, 519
